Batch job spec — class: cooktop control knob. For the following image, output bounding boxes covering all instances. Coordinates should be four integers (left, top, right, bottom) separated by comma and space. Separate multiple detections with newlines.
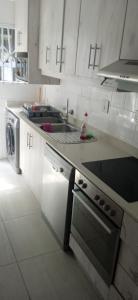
94, 195, 100, 201
78, 179, 83, 185
99, 199, 105, 206
104, 204, 110, 211
110, 210, 116, 217
82, 183, 87, 189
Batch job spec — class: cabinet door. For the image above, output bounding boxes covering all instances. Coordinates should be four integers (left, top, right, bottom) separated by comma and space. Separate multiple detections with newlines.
99, 0, 127, 69
39, 0, 48, 70
20, 120, 30, 181
20, 120, 44, 203
15, 0, 28, 52
120, 0, 138, 60
61, 0, 81, 75
29, 129, 44, 203
76, 0, 104, 78
40, 0, 64, 76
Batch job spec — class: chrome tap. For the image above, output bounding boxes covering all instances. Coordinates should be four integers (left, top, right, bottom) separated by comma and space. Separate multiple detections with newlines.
62, 99, 74, 123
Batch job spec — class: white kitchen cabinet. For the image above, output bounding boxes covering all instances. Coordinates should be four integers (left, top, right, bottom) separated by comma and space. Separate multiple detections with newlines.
114, 264, 138, 300
120, 0, 138, 60
20, 119, 29, 182
15, 0, 60, 84
15, 0, 28, 52
61, 0, 81, 75
99, 0, 127, 69
20, 120, 44, 203
38, 0, 47, 71
39, 0, 64, 77
76, 0, 105, 78
120, 212, 138, 256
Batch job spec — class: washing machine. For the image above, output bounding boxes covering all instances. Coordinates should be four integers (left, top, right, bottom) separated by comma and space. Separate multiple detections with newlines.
6, 110, 21, 174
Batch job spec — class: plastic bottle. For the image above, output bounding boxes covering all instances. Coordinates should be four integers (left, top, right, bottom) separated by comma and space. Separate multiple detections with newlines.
80, 112, 88, 140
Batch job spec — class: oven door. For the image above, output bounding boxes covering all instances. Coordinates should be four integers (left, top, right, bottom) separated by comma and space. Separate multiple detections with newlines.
71, 188, 120, 285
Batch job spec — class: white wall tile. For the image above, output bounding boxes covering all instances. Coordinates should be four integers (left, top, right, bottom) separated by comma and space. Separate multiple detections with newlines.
43, 78, 138, 149
124, 93, 136, 112
132, 125, 138, 148
111, 92, 125, 108
135, 94, 138, 110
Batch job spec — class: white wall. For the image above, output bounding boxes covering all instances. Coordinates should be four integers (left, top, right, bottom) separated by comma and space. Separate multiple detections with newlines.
0, 82, 40, 158
0, 0, 15, 26
42, 77, 138, 149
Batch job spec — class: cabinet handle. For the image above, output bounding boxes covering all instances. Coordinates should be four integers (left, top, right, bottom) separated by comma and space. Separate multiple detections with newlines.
56, 45, 61, 65
88, 44, 94, 69
88, 44, 101, 70
93, 43, 101, 70
46, 47, 50, 64
60, 47, 65, 65
27, 132, 29, 147
29, 134, 33, 149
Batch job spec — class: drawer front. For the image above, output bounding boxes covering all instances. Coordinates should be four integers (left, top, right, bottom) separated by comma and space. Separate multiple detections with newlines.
121, 213, 138, 256
114, 264, 138, 300
118, 241, 138, 286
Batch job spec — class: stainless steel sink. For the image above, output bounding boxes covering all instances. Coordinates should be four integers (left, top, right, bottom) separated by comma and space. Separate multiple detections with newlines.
40, 123, 78, 133
30, 116, 63, 124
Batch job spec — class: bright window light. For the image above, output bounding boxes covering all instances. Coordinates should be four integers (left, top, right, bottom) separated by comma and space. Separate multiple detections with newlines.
0, 177, 16, 191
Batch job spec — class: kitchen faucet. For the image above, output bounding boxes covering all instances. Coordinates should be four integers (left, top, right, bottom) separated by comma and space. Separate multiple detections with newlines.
63, 99, 74, 123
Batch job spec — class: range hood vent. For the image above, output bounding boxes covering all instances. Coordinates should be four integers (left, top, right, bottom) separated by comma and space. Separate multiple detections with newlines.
98, 59, 138, 83
98, 59, 138, 92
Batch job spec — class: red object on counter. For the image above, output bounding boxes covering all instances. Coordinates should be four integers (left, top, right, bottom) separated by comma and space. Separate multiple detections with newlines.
40, 123, 54, 132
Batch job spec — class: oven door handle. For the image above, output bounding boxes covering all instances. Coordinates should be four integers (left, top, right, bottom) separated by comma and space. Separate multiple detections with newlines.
72, 189, 112, 235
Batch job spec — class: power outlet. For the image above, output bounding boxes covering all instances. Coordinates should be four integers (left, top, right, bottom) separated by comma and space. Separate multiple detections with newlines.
103, 99, 110, 114
134, 110, 138, 123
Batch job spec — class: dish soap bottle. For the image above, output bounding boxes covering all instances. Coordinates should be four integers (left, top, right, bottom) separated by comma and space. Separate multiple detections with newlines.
80, 112, 88, 140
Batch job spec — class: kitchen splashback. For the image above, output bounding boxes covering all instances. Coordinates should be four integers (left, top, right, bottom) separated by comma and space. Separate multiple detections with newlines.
42, 77, 138, 149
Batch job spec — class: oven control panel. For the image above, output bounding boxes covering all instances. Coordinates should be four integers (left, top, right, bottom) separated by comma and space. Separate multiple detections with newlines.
75, 170, 123, 228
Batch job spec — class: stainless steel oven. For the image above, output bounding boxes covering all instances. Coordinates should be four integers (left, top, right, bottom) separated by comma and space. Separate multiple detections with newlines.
71, 170, 123, 286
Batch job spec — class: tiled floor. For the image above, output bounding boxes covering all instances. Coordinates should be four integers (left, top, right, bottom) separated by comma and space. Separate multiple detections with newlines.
0, 160, 100, 300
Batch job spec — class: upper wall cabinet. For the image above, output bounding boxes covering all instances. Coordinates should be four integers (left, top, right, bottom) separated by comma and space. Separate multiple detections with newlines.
39, 0, 64, 76
61, 0, 81, 75
76, 0, 105, 78
15, 0, 28, 52
39, 0, 81, 77
99, 0, 127, 69
120, 0, 138, 60
76, 0, 128, 77
15, 0, 59, 84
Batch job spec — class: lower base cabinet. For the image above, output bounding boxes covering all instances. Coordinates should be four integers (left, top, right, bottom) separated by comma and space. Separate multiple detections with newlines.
20, 119, 45, 203
108, 286, 123, 300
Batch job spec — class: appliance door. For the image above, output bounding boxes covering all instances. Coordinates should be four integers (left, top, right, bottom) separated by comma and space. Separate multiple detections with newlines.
6, 123, 15, 156
41, 145, 74, 249
71, 188, 120, 285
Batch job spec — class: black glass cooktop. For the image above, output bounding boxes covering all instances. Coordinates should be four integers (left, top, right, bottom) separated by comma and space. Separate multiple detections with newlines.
83, 157, 138, 203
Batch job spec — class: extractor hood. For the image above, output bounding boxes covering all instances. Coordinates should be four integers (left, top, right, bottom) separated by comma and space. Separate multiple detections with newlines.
98, 60, 138, 83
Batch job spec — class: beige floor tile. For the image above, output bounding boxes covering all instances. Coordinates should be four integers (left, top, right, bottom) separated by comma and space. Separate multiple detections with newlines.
0, 263, 29, 300
5, 213, 60, 261
0, 186, 40, 221
20, 251, 100, 300
0, 221, 15, 266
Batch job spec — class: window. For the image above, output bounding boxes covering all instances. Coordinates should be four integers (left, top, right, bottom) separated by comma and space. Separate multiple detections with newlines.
0, 27, 16, 81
